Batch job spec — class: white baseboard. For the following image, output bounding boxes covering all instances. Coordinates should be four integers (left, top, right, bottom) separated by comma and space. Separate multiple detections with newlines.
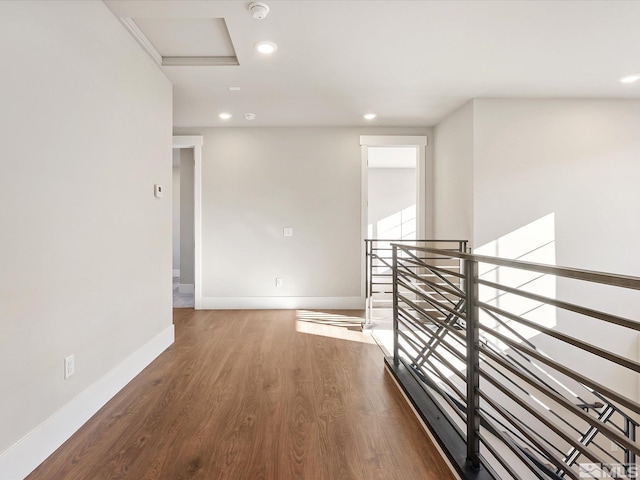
200, 296, 365, 310
0, 325, 175, 480
178, 283, 194, 294
172, 269, 180, 277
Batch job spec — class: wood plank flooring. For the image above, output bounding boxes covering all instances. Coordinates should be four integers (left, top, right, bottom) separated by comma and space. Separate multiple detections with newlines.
26, 309, 456, 480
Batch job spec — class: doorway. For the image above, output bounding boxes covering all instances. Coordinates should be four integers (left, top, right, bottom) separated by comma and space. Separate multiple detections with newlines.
359, 135, 430, 295
367, 146, 418, 241
172, 148, 194, 308
360, 135, 430, 250
359, 135, 430, 345
172, 135, 203, 309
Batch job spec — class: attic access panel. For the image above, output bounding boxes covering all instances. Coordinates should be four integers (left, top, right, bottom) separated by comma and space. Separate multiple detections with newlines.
127, 17, 238, 66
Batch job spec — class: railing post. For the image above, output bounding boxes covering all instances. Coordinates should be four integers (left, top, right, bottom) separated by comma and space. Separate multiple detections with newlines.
625, 418, 636, 467
365, 240, 370, 324
364, 240, 368, 299
369, 241, 374, 323
392, 244, 399, 365
465, 258, 481, 470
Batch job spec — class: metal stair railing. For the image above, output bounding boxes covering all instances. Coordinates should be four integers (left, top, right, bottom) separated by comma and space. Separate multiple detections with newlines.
385, 243, 640, 480
364, 239, 468, 324
560, 404, 615, 475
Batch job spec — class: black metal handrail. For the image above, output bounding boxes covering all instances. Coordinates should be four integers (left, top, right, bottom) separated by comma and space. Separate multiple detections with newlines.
386, 243, 640, 480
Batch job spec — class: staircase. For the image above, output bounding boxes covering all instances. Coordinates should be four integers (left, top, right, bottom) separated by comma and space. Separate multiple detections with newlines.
364, 239, 468, 322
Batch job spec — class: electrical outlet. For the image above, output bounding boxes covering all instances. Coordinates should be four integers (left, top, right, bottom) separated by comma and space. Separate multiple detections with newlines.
64, 355, 75, 379
283, 227, 293, 237
276, 278, 283, 287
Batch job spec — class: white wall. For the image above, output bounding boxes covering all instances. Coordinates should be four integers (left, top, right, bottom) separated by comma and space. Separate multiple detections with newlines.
472, 98, 640, 400
173, 126, 430, 308
368, 168, 417, 239
433, 101, 474, 242
474, 99, 640, 274
0, 0, 173, 471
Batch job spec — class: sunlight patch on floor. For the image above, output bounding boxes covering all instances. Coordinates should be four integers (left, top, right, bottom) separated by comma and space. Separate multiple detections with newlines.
295, 310, 376, 345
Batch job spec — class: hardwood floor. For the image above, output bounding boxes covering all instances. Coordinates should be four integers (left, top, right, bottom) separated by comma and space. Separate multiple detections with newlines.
27, 309, 456, 480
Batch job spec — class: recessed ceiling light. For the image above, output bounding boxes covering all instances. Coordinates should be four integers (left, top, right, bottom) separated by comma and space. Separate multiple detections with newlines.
229, 86, 241, 91
255, 41, 278, 54
364, 113, 377, 120
219, 112, 232, 120
244, 113, 256, 120
619, 74, 640, 84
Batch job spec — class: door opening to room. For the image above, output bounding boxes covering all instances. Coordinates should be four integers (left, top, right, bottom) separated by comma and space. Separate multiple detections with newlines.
365, 146, 420, 322
367, 146, 419, 241
360, 135, 428, 338
172, 147, 195, 308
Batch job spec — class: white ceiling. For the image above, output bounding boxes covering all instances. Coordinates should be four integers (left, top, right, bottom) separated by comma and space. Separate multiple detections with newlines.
104, 0, 640, 128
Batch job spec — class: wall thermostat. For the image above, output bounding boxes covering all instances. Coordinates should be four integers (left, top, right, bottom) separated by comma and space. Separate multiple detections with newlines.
154, 184, 163, 198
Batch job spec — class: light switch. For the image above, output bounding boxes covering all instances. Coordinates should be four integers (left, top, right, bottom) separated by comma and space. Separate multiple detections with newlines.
154, 184, 163, 198
64, 355, 75, 379
283, 227, 293, 237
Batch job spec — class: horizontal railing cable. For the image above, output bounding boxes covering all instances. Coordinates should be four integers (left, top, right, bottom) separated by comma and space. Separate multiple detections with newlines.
477, 302, 640, 374
392, 244, 640, 290
477, 277, 640, 332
